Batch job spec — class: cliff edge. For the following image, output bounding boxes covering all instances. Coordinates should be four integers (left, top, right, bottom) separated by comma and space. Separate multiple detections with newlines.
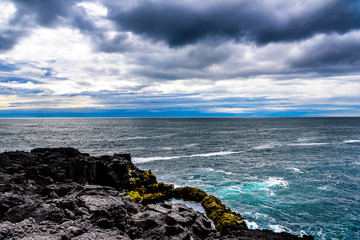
0, 148, 314, 240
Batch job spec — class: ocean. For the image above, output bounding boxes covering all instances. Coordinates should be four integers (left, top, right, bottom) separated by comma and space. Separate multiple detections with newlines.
0, 118, 359, 240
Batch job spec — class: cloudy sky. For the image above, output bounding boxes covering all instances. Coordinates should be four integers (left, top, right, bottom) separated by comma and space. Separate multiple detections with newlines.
1, 0, 360, 117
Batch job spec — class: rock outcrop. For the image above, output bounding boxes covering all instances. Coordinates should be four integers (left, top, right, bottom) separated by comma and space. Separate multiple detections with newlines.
0, 148, 314, 240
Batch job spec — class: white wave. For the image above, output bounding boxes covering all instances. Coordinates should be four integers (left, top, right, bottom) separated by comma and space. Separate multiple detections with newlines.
317, 186, 329, 191
219, 177, 288, 197
173, 184, 182, 188
122, 136, 149, 140
261, 177, 288, 196
253, 212, 270, 220
269, 224, 287, 233
217, 170, 234, 175
133, 151, 240, 163
201, 167, 234, 175
253, 143, 278, 150
160, 146, 173, 150
132, 155, 181, 163
222, 185, 243, 193
286, 167, 303, 174
297, 137, 318, 142
123, 134, 176, 141
265, 177, 289, 188
288, 143, 328, 146
344, 139, 360, 143
190, 151, 239, 157
183, 143, 198, 148
203, 167, 215, 172
245, 220, 259, 229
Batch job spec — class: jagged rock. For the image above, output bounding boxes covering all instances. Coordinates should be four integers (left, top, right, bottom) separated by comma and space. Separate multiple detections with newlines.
0, 148, 314, 240
145, 204, 171, 214
221, 228, 315, 240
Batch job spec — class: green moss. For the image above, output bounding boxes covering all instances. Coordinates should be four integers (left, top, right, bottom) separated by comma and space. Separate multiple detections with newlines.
139, 170, 157, 186
142, 192, 166, 204
126, 169, 246, 233
134, 185, 146, 194
126, 169, 174, 204
147, 182, 174, 193
201, 195, 247, 232
171, 186, 208, 202
127, 191, 142, 203
125, 166, 248, 233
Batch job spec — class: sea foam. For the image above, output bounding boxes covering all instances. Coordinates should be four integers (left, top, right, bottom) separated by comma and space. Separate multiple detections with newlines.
287, 143, 328, 146
133, 151, 239, 163
344, 139, 360, 143
286, 167, 303, 174
245, 220, 259, 229
201, 167, 234, 175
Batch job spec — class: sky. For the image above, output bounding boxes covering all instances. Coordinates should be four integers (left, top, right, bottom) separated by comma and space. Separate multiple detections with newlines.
0, 0, 360, 117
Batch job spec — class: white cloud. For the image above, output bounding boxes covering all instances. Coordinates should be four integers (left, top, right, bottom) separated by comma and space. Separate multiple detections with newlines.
0, 94, 103, 110
0, 0, 359, 115
0, 1, 16, 26
77, 2, 108, 16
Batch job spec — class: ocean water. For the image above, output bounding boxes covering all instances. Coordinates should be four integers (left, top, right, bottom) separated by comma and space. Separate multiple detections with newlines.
0, 118, 359, 240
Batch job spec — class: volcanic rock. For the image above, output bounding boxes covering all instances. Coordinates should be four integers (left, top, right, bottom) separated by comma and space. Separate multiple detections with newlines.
0, 148, 314, 240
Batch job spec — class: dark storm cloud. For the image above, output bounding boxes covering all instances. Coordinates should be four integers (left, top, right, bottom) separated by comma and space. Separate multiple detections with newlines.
0, 29, 27, 52
2, 0, 360, 78
109, 0, 360, 46
6, 0, 133, 53
93, 33, 133, 53
135, 45, 232, 71
0, 0, 76, 52
289, 33, 360, 70
11, 0, 75, 27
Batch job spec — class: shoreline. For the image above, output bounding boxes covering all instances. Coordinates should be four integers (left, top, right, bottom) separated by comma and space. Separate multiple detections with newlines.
0, 148, 314, 240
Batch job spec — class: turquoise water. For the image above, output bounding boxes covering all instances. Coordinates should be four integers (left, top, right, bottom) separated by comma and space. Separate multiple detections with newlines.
0, 118, 359, 239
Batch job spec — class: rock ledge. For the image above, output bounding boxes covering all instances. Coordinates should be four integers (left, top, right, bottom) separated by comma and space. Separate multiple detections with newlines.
0, 148, 314, 240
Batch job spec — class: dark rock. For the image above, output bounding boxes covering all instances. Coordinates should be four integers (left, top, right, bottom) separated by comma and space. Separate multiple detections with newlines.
130, 210, 164, 229
0, 192, 25, 219
0, 148, 314, 240
166, 212, 185, 225
30, 203, 66, 223
30, 147, 82, 158
221, 228, 315, 240
146, 204, 171, 214
4, 199, 40, 223
166, 224, 184, 235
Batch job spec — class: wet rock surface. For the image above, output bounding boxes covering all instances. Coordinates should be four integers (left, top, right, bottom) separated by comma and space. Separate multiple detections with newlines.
0, 148, 314, 240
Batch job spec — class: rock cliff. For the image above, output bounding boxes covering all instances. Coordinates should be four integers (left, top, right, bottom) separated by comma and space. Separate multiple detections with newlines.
0, 148, 314, 240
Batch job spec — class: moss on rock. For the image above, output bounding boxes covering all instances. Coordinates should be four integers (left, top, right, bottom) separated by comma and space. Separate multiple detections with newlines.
171, 186, 208, 202
127, 169, 174, 204
127, 190, 143, 202
126, 168, 247, 233
201, 195, 247, 232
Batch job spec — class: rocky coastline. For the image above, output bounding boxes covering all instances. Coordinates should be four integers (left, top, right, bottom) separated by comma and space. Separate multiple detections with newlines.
0, 148, 314, 240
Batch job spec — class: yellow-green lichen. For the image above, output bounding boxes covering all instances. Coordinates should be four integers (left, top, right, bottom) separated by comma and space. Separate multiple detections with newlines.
127, 190, 143, 203
141, 192, 166, 203
125, 169, 247, 233
201, 195, 247, 232
126, 169, 174, 204
171, 186, 208, 202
